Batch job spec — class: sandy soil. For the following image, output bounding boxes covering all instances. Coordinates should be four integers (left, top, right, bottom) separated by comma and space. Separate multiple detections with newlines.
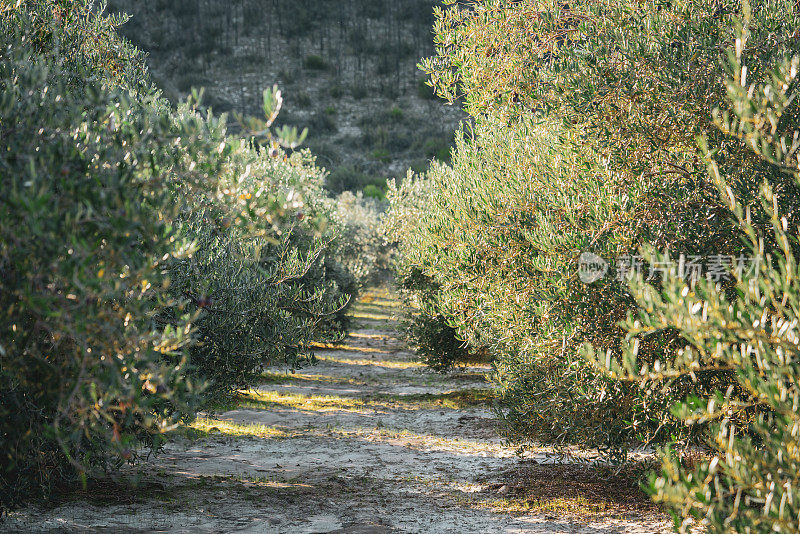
2, 292, 670, 534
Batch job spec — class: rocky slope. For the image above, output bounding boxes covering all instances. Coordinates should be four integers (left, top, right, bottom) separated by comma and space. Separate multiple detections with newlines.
108, 0, 467, 196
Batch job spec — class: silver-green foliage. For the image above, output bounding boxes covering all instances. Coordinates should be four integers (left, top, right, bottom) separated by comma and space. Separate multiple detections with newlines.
387, 117, 683, 449
391, 0, 800, 456
162, 105, 355, 391
0, 6, 203, 507
333, 190, 391, 287
164, 146, 349, 392
0, 0, 357, 508
385, 170, 475, 371
586, 11, 800, 531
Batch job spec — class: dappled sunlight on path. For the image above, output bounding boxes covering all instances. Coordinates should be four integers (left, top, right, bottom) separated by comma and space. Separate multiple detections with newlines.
2, 288, 669, 533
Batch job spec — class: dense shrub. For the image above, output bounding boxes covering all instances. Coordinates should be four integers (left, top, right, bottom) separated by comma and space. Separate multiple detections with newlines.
350, 83, 368, 100
0, 5, 202, 509
361, 184, 385, 201
163, 138, 354, 393
385, 173, 475, 371
399, 268, 474, 372
295, 91, 312, 108
326, 165, 386, 195
417, 135, 451, 162
0, 0, 360, 509
371, 148, 391, 163
309, 108, 338, 133
388, 0, 800, 457
303, 54, 329, 71
389, 113, 716, 452
328, 84, 344, 98
585, 18, 800, 531
330, 191, 391, 286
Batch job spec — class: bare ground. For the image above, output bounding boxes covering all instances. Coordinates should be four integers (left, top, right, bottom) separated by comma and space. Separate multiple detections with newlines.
2, 290, 670, 534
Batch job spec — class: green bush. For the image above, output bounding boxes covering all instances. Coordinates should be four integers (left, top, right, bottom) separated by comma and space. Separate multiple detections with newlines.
326, 165, 385, 194
309, 109, 338, 133
329, 191, 390, 287
371, 148, 391, 163
295, 91, 312, 108
388, 0, 800, 457
385, 173, 475, 371
0, 0, 360, 509
278, 68, 296, 84
419, 136, 451, 162
409, 159, 430, 174
361, 184, 385, 201
164, 141, 353, 394
329, 84, 344, 98
303, 54, 329, 71
350, 83, 368, 100
304, 139, 342, 169
389, 106, 404, 121
585, 16, 800, 531
400, 267, 473, 372
0, 4, 201, 509
390, 115, 692, 451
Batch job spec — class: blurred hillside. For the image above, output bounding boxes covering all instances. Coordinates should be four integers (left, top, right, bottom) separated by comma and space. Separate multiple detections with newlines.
108, 0, 466, 196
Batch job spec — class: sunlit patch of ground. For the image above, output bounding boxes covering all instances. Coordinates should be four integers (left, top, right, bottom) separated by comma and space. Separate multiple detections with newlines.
196, 473, 315, 490
178, 417, 288, 440
314, 353, 423, 369
370, 389, 495, 409
216, 387, 494, 414
2, 286, 669, 533
310, 341, 390, 353
259, 370, 363, 385
349, 311, 399, 321
237, 389, 367, 411
349, 331, 394, 340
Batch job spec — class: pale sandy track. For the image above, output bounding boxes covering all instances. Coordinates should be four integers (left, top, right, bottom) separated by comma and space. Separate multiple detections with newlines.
2, 290, 669, 533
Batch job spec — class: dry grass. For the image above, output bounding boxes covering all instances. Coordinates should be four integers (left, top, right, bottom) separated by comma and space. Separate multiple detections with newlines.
210, 387, 494, 415
313, 354, 422, 369
309, 342, 389, 353
348, 332, 393, 340
179, 417, 288, 439
475, 462, 660, 519
259, 371, 360, 385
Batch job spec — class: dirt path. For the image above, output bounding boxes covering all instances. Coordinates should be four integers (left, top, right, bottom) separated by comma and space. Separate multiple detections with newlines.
3, 289, 669, 533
